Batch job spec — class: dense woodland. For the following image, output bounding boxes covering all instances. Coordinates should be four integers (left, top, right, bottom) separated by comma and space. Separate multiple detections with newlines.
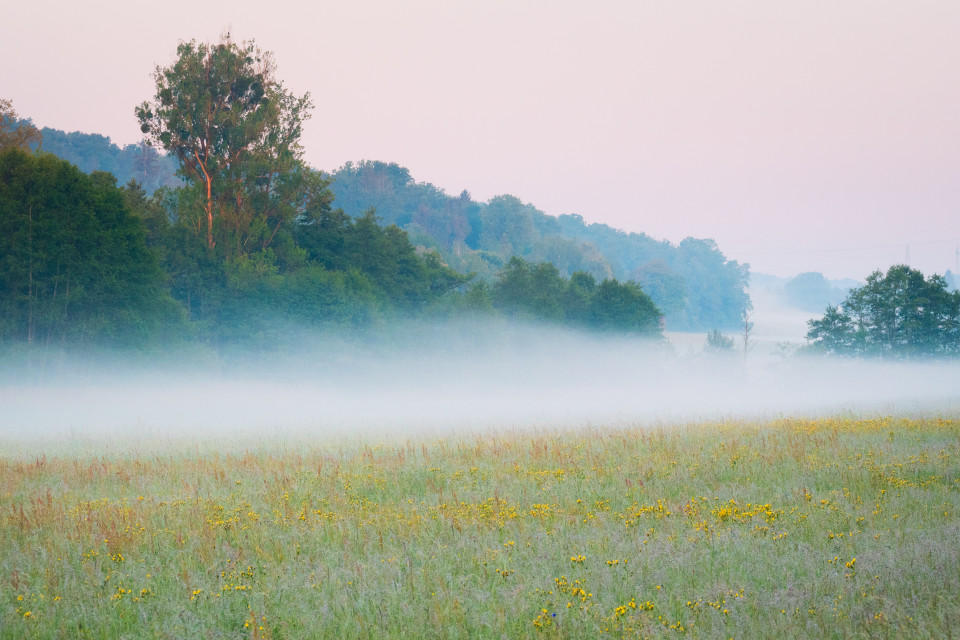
0, 39, 688, 353
36, 128, 180, 194
0, 146, 666, 350
6, 138, 751, 333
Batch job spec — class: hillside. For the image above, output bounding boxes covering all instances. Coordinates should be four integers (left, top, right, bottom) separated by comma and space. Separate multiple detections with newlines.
37, 127, 180, 194
331, 161, 750, 330
20, 124, 750, 331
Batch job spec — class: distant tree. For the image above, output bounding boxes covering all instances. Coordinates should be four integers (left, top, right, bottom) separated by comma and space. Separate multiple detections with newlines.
37, 129, 118, 175
632, 259, 687, 319
774, 341, 799, 359
296, 208, 469, 311
533, 235, 612, 282
461, 280, 493, 312
782, 271, 844, 312
479, 195, 539, 256
806, 265, 960, 358
675, 238, 751, 330
0, 99, 42, 152
491, 256, 565, 321
556, 215, 750, 330
489, 257, 661, 335
136, 36, 312, 252
562, 271, 597, 325
587, 279, 662, 335
36, 127, 179, 192
806, 306, 855, 354
741, 310, 754, 361
120, 179, 172, 255
131, 140, 161, 184
704, 329, 736, 353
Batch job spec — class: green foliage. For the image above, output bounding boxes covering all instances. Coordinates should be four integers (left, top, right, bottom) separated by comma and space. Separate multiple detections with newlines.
330, 161, 750, 330
117, 188, 463, 347
129, 35, 467, 348
588, 279, 661, 334
136, 36, 313, 252
704, 329, 736, 353
671, 238, 751, 330
562, 271, 598, 325
490, 257, 662, 336
557, 216, 751, 330
0, 149, 182, 347
461, 280, 494, 312
806, 265, 960, 358
37, 129, 180, 193
216, 252, 382, 347
0, 98, 42, 152
492, 257, 566, 321
296, 208, 470, 312
632, 259, 687, 318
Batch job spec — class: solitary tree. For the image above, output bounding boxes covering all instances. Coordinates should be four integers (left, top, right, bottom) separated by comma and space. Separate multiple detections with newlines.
136, 36, 312, 253
704, 329, 736, 353
741, 309, 754, 362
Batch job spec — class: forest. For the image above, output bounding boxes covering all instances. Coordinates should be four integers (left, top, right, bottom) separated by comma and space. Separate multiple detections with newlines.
0, 37, 751, 353
1, 145, 673, 350
328, 161, 750, 330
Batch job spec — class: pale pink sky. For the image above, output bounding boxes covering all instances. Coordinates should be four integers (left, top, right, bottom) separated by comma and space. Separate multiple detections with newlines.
3, 0, 958, 280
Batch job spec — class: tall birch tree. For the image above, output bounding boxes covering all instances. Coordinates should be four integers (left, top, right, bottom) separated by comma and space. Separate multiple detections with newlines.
135, 36, 312, 253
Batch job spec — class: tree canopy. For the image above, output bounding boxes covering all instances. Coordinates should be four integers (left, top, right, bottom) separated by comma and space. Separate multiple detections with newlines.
0, 149, 181, 347
136, 36, 312, 253
0, 99, 42, 153
806, 265, 960, 358
330, 160, 750, 330
37, 129, 180, 194
488, 257, 663, 336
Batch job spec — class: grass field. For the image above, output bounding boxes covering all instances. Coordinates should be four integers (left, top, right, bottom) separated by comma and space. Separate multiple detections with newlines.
2, 416, 959, 638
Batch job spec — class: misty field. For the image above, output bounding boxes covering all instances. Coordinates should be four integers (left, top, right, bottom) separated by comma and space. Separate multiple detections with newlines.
3, 417, 959, 639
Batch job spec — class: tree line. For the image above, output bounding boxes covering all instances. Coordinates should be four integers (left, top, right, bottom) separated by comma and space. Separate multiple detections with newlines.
0, 148, 663, 348
7, 94, 753, 331
0, 42, 665, 351
330, 161, 751, 330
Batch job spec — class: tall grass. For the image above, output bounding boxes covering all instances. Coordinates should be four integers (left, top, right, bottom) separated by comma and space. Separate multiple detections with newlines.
2, 416, 959, 638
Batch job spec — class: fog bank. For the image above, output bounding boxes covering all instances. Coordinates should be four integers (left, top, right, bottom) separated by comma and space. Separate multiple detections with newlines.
1, 320, 958, 452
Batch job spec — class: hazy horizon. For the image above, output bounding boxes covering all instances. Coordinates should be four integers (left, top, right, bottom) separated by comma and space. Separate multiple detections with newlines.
3, 1, 958, 281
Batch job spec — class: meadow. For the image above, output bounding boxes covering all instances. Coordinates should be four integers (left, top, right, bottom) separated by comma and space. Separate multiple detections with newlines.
2, 416, 959, 639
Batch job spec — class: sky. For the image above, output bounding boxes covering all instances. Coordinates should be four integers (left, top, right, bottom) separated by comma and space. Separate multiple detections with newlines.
3, 0, 958, 280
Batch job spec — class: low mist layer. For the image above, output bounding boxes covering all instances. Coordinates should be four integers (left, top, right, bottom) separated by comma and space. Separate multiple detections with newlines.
2, 319, 958, 451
